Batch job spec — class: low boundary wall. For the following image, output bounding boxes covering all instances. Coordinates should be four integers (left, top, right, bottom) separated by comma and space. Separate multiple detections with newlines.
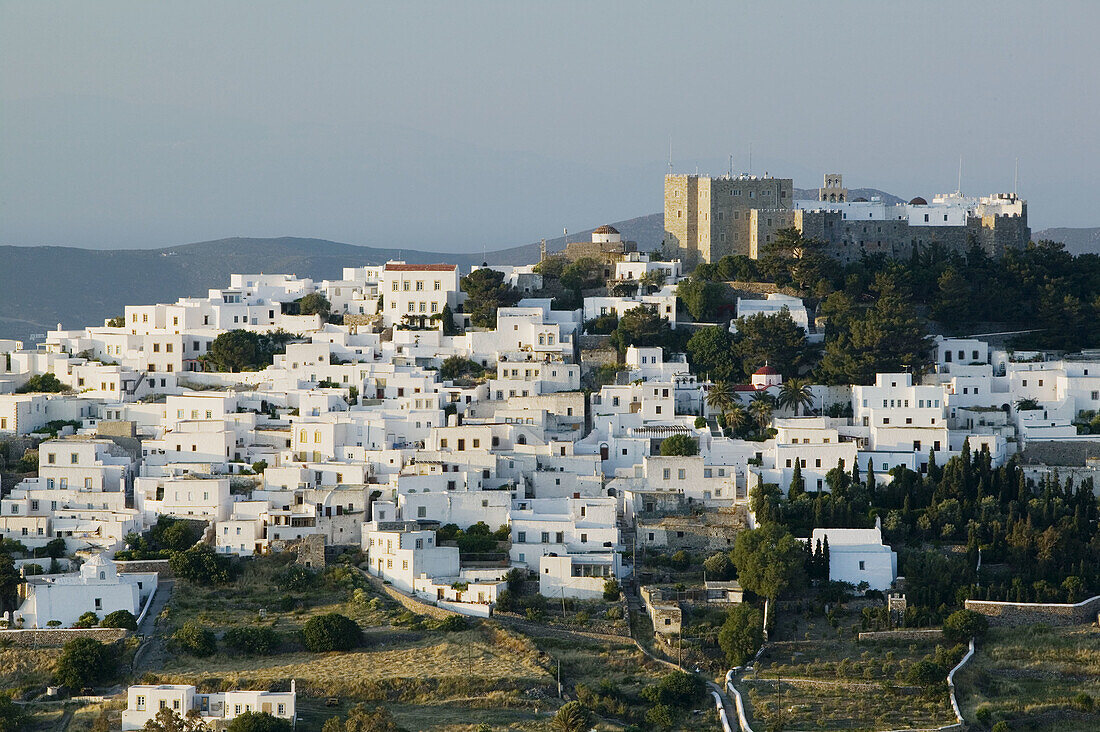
858, 629, 943, 642
0, 627, 127, 647
964, 594, 1100, 626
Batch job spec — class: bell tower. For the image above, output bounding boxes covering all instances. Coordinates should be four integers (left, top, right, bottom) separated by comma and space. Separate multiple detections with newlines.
819, 174, 848, 203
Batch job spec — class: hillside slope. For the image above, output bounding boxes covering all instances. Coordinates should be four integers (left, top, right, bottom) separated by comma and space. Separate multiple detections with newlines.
1031, 227, 1100, 255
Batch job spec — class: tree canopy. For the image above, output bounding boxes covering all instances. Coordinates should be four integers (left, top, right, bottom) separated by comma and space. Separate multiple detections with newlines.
718, 603, 764, 666
205, 330, 294, 372
659, 434, 698, 457
296, 292, 331, 317
301, 612, 362, 652
55, 638, 117, 689
460, 268, 520, 327
731, 523, 807, 602
16, 372, 66, 393
677, 277, 728, 321
609, 305, 678, 356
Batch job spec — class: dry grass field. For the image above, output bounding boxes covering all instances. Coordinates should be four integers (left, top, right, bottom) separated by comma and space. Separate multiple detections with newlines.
0, 646, 61, 692
956, 624, 1100, 730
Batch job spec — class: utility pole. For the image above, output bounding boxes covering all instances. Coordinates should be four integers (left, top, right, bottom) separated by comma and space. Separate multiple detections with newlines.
560, 586, 567, 619
776, 672, 782, 731
557, 657, 562, 698
678, 628, 682, 669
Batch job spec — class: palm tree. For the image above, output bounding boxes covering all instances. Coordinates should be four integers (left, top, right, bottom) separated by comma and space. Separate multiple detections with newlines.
551, 701, 592, 732
749, 392, 775, 432
706, 381, 736, 416
778, 378, 815, 416
724, 404, 748, 436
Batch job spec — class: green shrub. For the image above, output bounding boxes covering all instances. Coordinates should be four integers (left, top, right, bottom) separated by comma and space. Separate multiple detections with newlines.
275, 565, 315, 592
433, 615, 468, 632
173, 621, 217, 657
659, 434, 698, 457
100, 609, 138, 630
226, 710, 293, 732
603, 578, 621, 601
169, 544, 232, 585
223, 626, 280, 655
55, 638, 116, 689
301, 613, 362, 652
942, 609, 988, 645
72, 611, 99, 629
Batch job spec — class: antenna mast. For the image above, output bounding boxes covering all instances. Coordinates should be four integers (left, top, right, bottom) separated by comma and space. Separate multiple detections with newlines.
668, 136, 673, 175
957, 155, 963, 195
1014, 157, 1019, 195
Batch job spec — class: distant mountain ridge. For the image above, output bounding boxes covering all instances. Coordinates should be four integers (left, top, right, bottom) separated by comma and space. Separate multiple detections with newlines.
794, 187, 905, 205
0, 221, 664, 345
1031, 227, 1100, 256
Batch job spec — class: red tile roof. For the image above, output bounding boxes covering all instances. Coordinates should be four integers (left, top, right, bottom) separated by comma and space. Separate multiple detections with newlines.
383, 263, 457, 272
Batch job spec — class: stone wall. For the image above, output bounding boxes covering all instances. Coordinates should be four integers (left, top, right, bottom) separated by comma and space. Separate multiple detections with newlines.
115, 559, 173, 578
858, 629, 944, 643
964, 594, 1100, 626
1020, 441, 1100, 467
360, 569, 459, 621
0, 627, 127, 647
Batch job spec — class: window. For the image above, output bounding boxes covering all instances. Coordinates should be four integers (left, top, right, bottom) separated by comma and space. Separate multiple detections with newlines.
137, 696, 146, 710
71, 453, 79, 464
518, 531, 526, 543
859, 561, 866, 570
663, 468, 671, 480
47, 453, 55, 464
94, 598, 102, 610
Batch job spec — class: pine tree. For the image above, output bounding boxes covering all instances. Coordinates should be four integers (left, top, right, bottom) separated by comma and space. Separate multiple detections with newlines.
789, 459, 805, 499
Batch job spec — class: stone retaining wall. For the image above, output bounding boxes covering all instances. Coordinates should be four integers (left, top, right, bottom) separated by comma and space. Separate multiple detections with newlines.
858, 629, 943, 642
964, 595, 1100, 626
115, 559, 173, 577
0, 627, 127, 647
360, 571, 459, 621
1020, 440, 1100, 467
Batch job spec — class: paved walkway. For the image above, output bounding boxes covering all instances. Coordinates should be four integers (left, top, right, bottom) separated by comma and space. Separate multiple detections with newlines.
133, 580, 174, 674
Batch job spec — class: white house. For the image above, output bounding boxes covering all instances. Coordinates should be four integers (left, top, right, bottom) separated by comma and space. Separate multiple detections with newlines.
363, 521, 459, 593
14, 554, 156, 628
121, 683, 295, 730
378, 262, 460, 328
810, 526, 897, 592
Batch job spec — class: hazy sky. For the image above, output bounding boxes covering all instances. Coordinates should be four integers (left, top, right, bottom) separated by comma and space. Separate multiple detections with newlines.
2, 1, 1097, 251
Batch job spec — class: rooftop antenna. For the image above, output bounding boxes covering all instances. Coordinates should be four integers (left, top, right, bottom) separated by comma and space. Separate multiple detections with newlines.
728, 154, 733, 177
668, 136, 673, 175
957, 155, 963, 195
1013, 157, 1019, 195
748, 143, 753, 176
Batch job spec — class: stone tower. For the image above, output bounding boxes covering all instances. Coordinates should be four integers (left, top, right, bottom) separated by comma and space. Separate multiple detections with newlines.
819, 174, 847, 203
